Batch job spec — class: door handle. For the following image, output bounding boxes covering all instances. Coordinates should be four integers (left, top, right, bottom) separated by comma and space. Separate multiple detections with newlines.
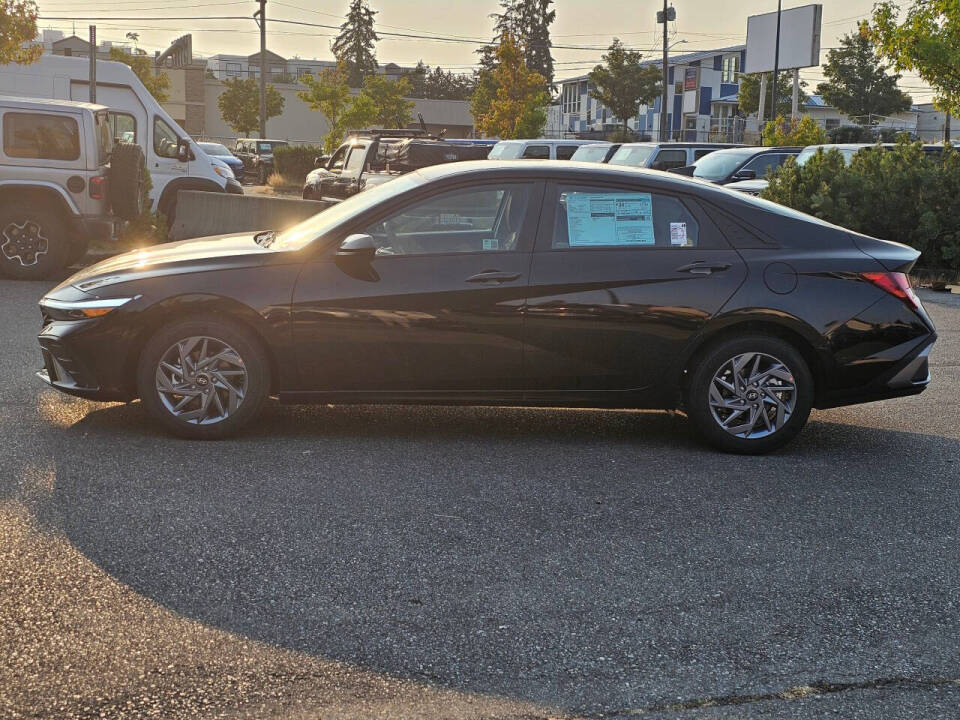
466, 270, 522, 283
675, 261, 731, 275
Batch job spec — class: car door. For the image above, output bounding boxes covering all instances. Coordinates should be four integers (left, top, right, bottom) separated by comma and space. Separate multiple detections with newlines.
523, 181, 747, 402
323, 142, 369, 200
290, 179, 544, 396
150, 115, 188, 202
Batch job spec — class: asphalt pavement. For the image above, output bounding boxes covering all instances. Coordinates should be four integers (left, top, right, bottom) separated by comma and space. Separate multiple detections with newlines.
1, 276, 959, 719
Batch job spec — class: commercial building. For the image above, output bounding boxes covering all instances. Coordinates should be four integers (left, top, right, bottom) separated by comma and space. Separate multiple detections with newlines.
550, 45, 747, 142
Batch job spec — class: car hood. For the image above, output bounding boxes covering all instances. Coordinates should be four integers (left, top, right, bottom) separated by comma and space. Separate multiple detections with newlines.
56, 233, 282, 293
725, 179, 769, 193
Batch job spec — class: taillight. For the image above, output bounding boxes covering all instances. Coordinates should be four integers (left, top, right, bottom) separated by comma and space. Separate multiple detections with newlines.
860, 271, 921, 311
89, 175, 107, 200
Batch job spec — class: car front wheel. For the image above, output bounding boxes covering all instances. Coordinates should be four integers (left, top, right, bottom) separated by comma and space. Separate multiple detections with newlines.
136, 316, 270, 439
685, 335, 813, 454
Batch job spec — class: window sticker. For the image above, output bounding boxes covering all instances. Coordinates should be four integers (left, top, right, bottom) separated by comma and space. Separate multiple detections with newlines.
565, 192, 655, 246
482, 238, 499, 250
670, 222, 688, 245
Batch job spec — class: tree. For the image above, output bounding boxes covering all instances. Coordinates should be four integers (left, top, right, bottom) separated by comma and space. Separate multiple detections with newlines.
298, 65, 378, 151
870, 1, 960, 141
762, 114, 828, 146
361, 75, 414, 127
738, 72, 807, 120
332, 0, 379, 88
588, 38, 662, 135
474, 32, 549, 139
816, 30, 912, 124
217, 77, 284, 137
1, 0, 41, 65
109, 47, 170, 103
477, 0, 555, 88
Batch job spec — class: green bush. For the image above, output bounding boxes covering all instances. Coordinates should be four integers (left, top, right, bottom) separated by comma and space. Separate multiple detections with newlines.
763, 140, 960, 270
273, 144, 325, 184
828, 124, 871, 143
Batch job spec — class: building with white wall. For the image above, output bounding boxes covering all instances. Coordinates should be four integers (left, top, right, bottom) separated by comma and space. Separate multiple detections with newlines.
553, 45, 747, 142
206, 51, 413, 84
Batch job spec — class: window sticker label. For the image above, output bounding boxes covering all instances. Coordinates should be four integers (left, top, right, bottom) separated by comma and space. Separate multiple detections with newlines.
482, 238, 499, 250
670, 222, 687, 245
565, 192, 655, 246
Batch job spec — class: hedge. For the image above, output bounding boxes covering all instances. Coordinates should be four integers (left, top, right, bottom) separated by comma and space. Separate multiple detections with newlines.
273, 144, 325, 184
762, 141, 960, 271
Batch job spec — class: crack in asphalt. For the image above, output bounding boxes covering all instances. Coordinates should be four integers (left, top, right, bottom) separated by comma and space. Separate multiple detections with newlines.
590, 676, 960, 717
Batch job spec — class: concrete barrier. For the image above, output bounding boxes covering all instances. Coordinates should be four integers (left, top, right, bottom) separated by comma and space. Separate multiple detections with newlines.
169, 191, 334, 241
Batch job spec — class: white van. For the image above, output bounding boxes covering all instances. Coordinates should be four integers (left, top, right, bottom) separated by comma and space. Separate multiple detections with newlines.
0, 55, 241, 222
488, 138, 596, 160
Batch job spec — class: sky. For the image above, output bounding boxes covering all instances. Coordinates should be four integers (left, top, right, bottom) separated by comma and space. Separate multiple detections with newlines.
33, 0, 937, 102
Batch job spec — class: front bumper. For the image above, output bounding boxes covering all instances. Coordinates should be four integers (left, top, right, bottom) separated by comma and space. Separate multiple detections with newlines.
225, 178, 244, 195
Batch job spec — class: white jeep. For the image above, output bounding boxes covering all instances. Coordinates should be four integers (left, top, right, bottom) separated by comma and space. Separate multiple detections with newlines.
0, 96, 145, 279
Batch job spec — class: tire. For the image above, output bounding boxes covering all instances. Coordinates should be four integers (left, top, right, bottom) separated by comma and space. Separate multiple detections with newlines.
684, 334, 813, 454
109, 142, 147, 220
0, 199, 70, 280
136, 316, 271, 439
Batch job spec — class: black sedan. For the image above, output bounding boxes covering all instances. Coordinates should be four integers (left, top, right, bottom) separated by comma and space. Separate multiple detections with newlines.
36, 161, 936, 453
670, 146, 803, 185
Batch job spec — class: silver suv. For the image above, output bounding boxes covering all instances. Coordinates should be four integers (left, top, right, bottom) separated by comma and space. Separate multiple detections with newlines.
0, 96, 144, 279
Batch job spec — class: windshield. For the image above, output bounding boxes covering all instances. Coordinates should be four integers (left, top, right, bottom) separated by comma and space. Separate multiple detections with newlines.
200, 142, 232, 157
797, 146, 859, 167
488, 142, 524, 159
571, 145, 611, 162
273, 172, 423, 251
258, 141, 286, 153
608, 145, 655, 167
692, 149, 755, 181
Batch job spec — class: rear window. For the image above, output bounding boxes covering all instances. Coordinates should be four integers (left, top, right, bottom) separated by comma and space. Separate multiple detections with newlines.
571, 145, 611, 163
2, 112, 81, 161
488, 142, 524, 159
608, 145, 655, 168
95, 111, 113, 165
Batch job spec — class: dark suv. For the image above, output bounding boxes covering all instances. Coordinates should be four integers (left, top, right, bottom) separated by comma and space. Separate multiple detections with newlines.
234, 138, 289, 184
670, 146, 802, 185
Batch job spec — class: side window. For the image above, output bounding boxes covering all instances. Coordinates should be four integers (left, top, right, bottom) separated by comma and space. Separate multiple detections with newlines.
362, 184, 532, 256
108, 112, 136, 144
2, 112, 80, 161
550, 185, 699, 249
694, 148, 715, 161
521, 144, 550, 159
650, 149, 688, 171
555, 145, 578, 160
153, 116, 180, 159
328, 145, 348, 170
344, 144, 367, 172
743, 154, 782, 177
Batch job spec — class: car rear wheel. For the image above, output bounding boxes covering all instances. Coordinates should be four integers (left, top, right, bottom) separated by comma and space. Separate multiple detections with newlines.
0, 200, 70, 280
685, 335, 813, 454
136, 316, 270, 439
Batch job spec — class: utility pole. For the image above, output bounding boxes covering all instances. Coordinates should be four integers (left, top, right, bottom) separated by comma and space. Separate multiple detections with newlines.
657, 2, 675, 142
945, 110, 952, 145
254, 0, 267, 138
770, 0, 782, 123
88, 25, 96, 103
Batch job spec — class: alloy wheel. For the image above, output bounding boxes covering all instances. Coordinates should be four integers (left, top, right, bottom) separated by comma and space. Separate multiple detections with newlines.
155, 336, 248, 425
708, 351, 797, 439
1, 219, 48, 266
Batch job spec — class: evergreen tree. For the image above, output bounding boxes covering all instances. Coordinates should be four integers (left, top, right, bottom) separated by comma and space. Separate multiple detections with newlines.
476, 0, 554, 88
332, 0, 379, 88
473, 33, 549, 139
816, 30, 912, 124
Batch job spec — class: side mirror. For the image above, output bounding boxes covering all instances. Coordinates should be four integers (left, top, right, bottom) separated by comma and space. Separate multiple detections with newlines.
733, 169, 756, 180
336, 233, 377, 259
176, 139, 191, 163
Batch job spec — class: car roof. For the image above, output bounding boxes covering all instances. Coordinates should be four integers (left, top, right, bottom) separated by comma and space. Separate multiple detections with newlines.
0, 94, 107, 113
703, 145, 803, 157
617, 142, 744, 149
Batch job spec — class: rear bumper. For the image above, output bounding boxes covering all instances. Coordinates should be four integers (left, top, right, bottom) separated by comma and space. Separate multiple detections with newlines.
71, 215, 120, 243
817, 335, 936, 409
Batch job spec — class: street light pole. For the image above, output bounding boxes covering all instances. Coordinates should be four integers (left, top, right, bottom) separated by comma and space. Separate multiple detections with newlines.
255, 0, 267, 138
658, 1, 674, 142
770, 0, 782, 123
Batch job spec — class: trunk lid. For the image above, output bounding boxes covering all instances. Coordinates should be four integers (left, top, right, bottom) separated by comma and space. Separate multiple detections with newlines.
849, 232, 921, 273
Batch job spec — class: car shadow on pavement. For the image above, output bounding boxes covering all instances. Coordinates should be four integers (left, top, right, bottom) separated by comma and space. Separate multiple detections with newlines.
29, 401, 960, 711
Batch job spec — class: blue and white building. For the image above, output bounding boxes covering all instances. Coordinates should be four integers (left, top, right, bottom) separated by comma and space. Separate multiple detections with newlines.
549, 45, 747, 141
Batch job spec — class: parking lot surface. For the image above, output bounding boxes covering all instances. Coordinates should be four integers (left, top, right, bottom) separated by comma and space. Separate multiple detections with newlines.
1, 276, 959, 719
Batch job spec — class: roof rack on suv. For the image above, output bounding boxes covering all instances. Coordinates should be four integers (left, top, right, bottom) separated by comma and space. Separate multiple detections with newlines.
344, 128, 434, 139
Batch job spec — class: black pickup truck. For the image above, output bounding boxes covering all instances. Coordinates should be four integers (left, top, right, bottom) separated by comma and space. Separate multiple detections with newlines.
302, 129, 491, 202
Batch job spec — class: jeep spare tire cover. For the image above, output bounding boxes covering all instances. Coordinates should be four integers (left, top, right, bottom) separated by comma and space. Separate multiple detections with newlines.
110, 142, 147, 220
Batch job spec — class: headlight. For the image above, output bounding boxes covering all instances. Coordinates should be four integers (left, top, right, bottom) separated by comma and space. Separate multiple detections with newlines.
40, 295, 139, 320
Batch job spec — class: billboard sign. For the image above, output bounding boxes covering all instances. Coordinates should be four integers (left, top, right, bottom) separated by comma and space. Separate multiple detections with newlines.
684, 68, 698, 91
745, 3, 822, 73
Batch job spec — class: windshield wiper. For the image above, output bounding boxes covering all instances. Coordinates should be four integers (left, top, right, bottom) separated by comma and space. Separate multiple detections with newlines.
254, 230, 277, 248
